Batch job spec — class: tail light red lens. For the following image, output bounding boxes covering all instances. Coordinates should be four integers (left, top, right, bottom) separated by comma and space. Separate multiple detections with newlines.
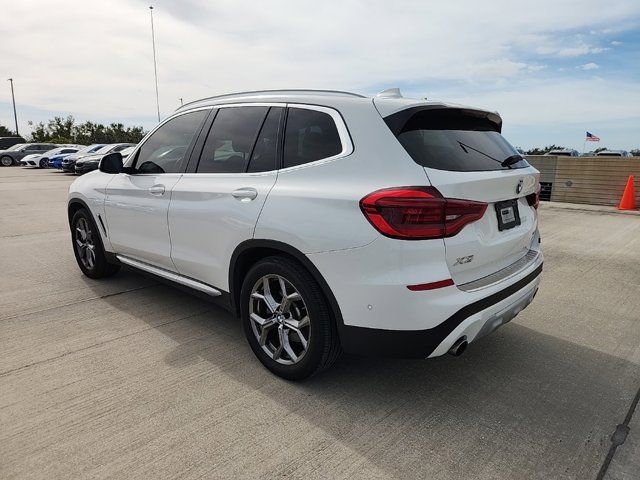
526, 183, 541, 209
360, 187, 487, 240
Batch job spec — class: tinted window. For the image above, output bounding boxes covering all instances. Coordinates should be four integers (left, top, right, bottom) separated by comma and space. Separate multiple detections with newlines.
389, 109, 529, 172
283, 108, 342, 168
247, 107, 283, 173
197, 107, 268, 174
134, 111, 206, 174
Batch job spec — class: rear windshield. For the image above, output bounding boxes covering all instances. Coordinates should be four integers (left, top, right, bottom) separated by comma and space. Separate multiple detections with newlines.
386, 108, 529, 172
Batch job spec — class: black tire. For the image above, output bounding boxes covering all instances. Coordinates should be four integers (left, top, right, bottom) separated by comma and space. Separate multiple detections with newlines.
39, 158, 48, 168
240, 256, 341, 380
0, 156, 13, 167
70, 208, 120, 279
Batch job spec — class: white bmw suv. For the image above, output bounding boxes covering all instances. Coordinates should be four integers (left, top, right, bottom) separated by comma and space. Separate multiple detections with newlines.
68, 88, 543, 380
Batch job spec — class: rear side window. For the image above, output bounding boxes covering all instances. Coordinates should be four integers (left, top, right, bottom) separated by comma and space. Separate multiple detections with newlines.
197, 106, 268, 174
283, 108, 342, 168
134, 110, 206, 174
387, 108, 529, 172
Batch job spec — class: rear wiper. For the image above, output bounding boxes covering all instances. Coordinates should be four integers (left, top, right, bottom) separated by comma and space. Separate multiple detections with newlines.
458, 141, 522, 169
501, 154, 525, 168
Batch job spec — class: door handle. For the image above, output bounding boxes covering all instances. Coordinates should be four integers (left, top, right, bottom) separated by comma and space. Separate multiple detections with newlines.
232, 188, 258, 202
148, 184, 165, 196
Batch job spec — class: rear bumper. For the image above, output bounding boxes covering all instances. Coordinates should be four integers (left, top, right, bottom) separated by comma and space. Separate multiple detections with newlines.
306, 233, 543, 358
338, 263, 541, 358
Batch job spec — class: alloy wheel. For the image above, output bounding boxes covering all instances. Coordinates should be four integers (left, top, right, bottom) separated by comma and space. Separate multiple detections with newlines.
249, 274, 311, 365
75, 217, 96, 270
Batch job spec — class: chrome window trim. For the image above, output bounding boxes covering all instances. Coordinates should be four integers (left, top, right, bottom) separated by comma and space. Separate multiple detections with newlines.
124, 105, 214, 169
125, 102, 353, 175
278, 103, 353, 173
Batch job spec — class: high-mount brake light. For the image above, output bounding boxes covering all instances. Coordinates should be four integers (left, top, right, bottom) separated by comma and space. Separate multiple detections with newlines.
359, 187, 487, 240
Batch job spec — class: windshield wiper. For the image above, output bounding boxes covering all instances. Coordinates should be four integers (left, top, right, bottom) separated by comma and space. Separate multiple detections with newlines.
457, 141, 522, 169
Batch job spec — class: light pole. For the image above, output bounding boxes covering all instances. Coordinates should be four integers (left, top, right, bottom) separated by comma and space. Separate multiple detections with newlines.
149, 6, 160, 122
7, 78, 19, 136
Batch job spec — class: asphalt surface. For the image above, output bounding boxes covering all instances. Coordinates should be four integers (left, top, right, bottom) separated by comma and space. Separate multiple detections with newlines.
1, 167, 639, 480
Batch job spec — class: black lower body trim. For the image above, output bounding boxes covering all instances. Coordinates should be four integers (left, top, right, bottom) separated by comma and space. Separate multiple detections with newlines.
340, 263, 543, 358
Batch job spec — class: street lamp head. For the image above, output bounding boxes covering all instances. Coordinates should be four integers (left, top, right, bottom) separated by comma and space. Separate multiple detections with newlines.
149, 5, 153, 10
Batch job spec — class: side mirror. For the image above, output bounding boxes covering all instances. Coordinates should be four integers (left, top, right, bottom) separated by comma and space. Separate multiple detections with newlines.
99, 152, 123, 174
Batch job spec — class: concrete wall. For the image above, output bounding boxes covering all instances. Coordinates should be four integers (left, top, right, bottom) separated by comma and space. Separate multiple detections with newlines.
526, 155, 640, 207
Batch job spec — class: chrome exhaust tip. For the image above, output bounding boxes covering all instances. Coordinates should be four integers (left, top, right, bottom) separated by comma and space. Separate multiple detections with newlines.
448, 336, 468, 356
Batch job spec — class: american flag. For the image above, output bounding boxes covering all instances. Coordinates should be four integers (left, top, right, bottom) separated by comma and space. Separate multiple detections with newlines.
586, 131, 600, 142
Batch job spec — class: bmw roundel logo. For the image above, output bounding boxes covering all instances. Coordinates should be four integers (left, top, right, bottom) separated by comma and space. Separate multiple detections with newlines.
516, 179, 524, 194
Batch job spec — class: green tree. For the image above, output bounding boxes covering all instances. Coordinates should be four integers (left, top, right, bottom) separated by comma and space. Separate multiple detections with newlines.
28, 121, 51, 141
0, 124, 16, 136
27, 116, 146, 145
593, 147, 608, 154
525, 145, 565, 155
630, 149, 640, 157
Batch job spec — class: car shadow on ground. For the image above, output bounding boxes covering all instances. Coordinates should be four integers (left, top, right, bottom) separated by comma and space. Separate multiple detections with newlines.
92, 268, 638, 478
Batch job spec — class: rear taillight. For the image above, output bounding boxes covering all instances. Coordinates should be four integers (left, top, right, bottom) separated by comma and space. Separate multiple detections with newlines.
526, 183, 541, 209
360, 186, 487, 240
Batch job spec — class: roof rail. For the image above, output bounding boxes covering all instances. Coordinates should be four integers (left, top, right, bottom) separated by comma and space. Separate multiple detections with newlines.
178, 89, 366, 110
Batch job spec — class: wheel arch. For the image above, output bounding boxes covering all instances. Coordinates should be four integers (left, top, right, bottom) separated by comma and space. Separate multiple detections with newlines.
229, 239, 346, 333
67, 198, 91, 224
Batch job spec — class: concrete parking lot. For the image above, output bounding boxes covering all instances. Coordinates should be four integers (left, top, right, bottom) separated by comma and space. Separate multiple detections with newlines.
1, 167, 639, 479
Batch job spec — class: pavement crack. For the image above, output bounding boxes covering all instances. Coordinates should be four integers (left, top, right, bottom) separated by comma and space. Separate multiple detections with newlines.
596, 383, 640, 480
1, 284, 158, 321
0, 309, 210, 378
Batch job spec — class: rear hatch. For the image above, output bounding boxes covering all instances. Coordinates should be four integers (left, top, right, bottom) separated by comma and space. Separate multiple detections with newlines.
381, 104, 540, 285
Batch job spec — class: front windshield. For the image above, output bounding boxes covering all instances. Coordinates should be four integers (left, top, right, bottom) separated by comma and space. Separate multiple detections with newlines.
93, 145, 115, 154
6, 143, 26, 151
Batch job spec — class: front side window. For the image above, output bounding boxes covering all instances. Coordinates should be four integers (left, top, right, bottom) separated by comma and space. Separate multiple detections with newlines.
196, 106, 268, 174
133, 110, 207, 174
283, 108, 342, 168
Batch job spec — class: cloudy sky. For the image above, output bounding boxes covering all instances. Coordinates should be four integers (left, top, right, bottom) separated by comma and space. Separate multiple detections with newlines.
1, 0, 639, 151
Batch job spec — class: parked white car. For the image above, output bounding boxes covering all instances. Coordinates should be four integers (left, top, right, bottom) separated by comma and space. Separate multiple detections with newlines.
67, 89, 543, 379
21, 145, 83, 168
595, 150, 632, 157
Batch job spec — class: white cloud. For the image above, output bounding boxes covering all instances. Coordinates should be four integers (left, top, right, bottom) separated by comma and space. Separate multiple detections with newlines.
537, 45, 608, 57
0, 0, 639, 139
579, 62, 600, 70
439, 77, 640, 126
611, 40, 623, 46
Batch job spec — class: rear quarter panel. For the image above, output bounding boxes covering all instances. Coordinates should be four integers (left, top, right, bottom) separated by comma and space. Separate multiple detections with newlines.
254, 101, 433, 254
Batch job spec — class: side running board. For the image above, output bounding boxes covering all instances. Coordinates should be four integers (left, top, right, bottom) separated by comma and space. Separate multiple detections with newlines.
116, 255, 222, 297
